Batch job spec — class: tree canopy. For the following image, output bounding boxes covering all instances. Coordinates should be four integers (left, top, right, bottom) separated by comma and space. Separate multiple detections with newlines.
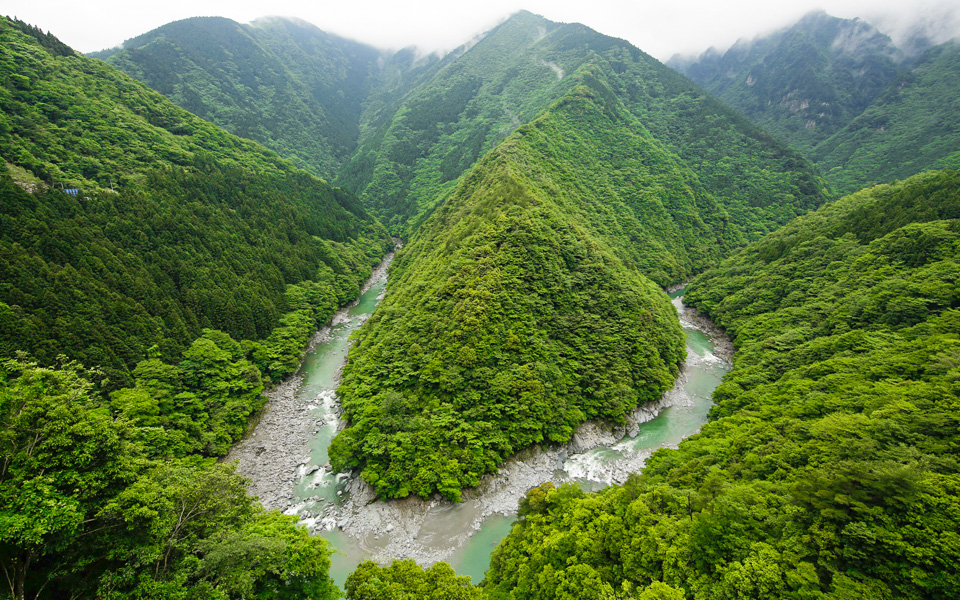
482, 170, 960, 599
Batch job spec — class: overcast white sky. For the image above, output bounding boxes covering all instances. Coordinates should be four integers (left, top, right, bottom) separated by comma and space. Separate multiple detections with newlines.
5, 0, 959, 60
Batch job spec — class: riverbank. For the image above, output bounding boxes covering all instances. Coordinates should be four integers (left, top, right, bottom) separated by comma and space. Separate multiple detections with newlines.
226, 249, 396, 511
229, 279, 732, 584
323, 294, 732, 570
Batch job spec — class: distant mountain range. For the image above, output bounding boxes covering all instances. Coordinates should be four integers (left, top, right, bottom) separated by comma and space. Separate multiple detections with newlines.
91, 17, 390, 179
96, 11, 827, 239
670, 10, 960, 194
4, 8, 960, 598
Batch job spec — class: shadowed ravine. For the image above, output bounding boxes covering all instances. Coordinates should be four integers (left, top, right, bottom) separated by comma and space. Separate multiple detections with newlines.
230, 265, 732, 587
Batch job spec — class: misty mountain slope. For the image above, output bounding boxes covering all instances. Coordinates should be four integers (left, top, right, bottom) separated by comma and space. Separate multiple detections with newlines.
0, 16, 389, 385
671, 11, 960, 195
813, 40, 960, 194
95, 16, 383, 178
338, 10, 829, 236
336, 10, 575, 232
670, 11, 903, 156
329, 84, 693, 501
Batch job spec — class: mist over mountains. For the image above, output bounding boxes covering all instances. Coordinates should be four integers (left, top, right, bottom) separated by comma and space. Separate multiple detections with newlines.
93, 8, 960, 206
2, 6, 959, 599
671, 10, 960, 194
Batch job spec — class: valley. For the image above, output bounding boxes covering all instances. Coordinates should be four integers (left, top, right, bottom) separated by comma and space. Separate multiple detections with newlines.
1, 6, 958, 600
229, 263, 731, 586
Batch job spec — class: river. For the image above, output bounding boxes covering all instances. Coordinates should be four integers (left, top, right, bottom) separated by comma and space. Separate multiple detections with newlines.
230, 259, 732, 588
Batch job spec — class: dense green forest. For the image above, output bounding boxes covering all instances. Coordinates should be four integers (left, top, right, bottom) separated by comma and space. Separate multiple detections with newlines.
672, 12, 960, 196
479, 169, 960, 599
345, 560, 481, 599
1, 356, 340, 600
0, 16, 390, 386
0, 16, 393, 600
95, 16, 385, 179
4, 7, 960, 599
329, 82, 706, 501
338, 11, 828, 235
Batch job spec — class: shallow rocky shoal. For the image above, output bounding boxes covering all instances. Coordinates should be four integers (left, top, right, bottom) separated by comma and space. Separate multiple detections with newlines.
229, 275, 732, 570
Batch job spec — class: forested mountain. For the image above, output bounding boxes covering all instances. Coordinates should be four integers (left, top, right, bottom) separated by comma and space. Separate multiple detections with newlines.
323, 12, 835, 499
0, 16, 390, 387
101, 11, 828, 237
813, 41, 960, 194
330, 82, 688, 501
6, 6, 958, 598
671, 11, 960, 195
0, 17, 396, 600
670, 11, 903, 156
94, 16, 384, 179
339, 11, 829, 235
480, 169, 960, 599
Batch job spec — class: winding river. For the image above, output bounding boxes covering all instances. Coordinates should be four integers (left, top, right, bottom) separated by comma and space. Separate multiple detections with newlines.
229, 256, 732, 588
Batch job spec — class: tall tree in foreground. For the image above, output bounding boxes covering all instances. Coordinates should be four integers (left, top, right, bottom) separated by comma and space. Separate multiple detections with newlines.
0, 356, 340, 600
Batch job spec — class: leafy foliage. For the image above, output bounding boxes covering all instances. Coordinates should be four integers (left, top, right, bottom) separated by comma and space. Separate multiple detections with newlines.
345, 559, 481, 600
108, 261, 387, 459
0, 17, 390, 385
0, 357, 339, 600
482, 170, 960, 598
98, 16, 383, 179
330, 86, 689, 501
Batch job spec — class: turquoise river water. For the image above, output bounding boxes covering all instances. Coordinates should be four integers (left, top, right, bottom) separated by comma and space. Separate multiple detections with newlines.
244, 274, 731, 588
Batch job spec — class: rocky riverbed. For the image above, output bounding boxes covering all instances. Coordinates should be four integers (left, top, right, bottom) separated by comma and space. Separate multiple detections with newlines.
226, 251, 394, 510
229, 286, 733, 571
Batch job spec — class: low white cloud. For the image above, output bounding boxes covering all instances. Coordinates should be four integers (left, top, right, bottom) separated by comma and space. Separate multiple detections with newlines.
5, 0, 959, 60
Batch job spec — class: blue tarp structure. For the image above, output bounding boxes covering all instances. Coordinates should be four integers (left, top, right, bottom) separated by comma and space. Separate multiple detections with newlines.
64, 188, 80, 196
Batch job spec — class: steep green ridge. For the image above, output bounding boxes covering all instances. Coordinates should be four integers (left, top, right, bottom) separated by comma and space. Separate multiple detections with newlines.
0, 17, 390, 386
487, 81, 736, 286
443, 78, 740, 286
482, 170, 960, 599
338, 11, 828, 235
671, 12, 960, 196
329, 85, 689, 501
813, 41, 960, 194
95, 16, 382, 179
336, 11, 570, 232
671, 11, 903, 156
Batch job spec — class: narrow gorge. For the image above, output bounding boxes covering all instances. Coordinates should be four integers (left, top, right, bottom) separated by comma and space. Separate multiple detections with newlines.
230, 277, 732, 586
